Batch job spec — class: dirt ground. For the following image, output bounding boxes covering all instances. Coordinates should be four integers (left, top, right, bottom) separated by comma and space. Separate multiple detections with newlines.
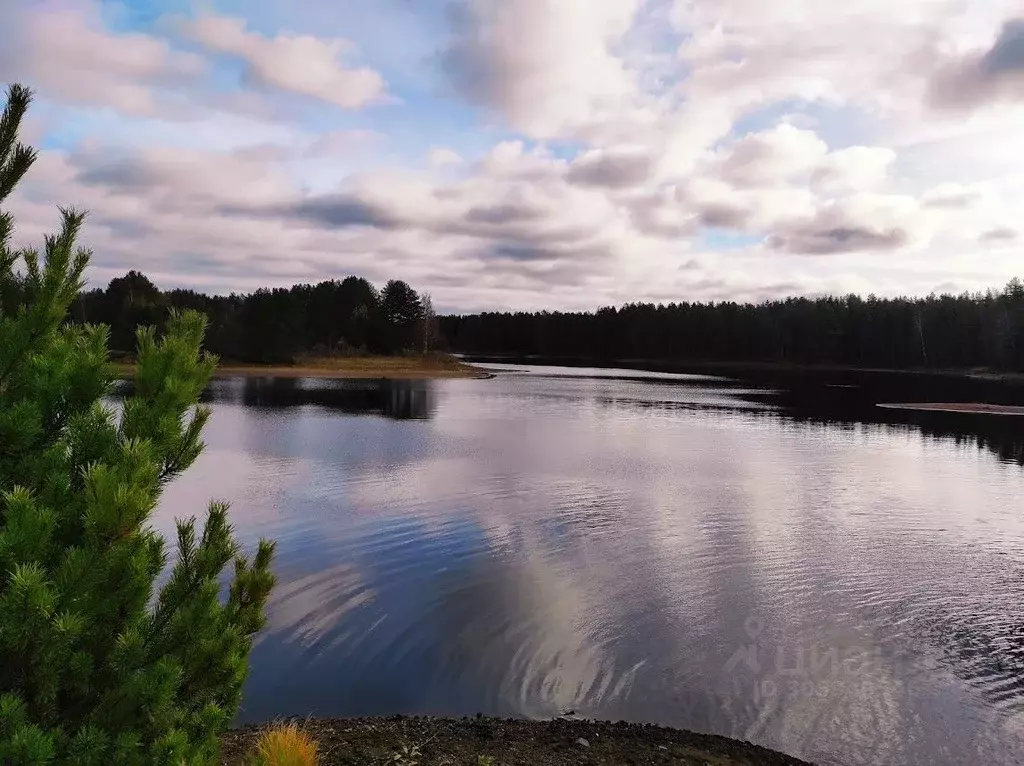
221, 715, 814, 765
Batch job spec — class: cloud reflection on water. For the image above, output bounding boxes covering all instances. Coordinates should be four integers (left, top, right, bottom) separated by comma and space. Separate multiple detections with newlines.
152, 367, 1024, 765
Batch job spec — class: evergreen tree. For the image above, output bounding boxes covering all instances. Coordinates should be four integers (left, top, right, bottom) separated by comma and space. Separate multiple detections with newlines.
380, 279, 422, 352
0, 84, 275, 764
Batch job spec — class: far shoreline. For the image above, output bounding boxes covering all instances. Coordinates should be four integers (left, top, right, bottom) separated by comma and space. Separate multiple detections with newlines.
221, 715, 814, 765
113, 355, 491, 381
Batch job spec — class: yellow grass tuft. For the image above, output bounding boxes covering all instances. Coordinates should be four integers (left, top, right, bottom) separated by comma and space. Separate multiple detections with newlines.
250, 722, 319, 766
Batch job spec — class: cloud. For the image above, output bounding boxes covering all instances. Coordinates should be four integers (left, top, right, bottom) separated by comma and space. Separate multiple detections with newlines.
71, 145, 291, 209
428, 147, 464, 167
769, 225, 909, 255
671, 0, 955, 117
181, 13, 388, 109
700, 202, 752, 230
464, 201, 546, 226
228, 130, 384, 164
811, 146, 896, 193
567, 145, 654, 188
263, 194, 405, 230
306, 130, 384, 157
712, 124, 827, 188
922, 183, 985, 209
624, 186, 700, 239
0, 3, 204, 116
705, 125, 896, 199
987, 19, 1024, 74
440, 0, 643, 138
929, 18, 1024, 110
766, 194, 922, 255
980, 227, 1017, 243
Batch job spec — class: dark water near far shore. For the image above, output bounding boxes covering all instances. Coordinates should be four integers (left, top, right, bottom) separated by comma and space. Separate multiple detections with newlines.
152, 365, 1024, 766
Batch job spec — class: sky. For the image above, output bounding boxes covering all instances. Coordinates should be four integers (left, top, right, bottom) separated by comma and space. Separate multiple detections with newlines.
1, 0, 1023, 313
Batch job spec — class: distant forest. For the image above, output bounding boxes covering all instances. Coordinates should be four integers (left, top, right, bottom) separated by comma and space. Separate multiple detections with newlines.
69, 272, 1024, 371
440, 280, 1024, 372
71, 271, 438, 363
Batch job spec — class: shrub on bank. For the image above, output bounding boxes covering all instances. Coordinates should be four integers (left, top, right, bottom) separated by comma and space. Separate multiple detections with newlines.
0, 83, 275, 764
250, 722, 319, 766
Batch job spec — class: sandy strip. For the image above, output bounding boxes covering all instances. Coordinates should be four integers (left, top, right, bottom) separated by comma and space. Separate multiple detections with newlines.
877, 402, 1024, 415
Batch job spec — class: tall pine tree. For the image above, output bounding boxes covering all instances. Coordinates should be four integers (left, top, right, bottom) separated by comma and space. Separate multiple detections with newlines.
0, 84, 276, 764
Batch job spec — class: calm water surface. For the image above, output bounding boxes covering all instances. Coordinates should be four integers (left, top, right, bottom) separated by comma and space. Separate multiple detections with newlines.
154, 364, 1024, 766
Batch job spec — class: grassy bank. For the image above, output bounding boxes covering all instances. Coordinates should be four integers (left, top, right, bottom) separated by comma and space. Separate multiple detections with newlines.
222, 715, 812, 765
113, 355, 488, 380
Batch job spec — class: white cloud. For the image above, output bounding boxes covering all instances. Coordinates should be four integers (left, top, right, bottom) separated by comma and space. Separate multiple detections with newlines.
181, 13, 388, 109
928, 18, 1024, 110
305, 130, 384, 157
711, 124, 828, 188
440, 0, 644, 139
921, 183, 986, 210
812, 146, 897, 193
0, 3, 204, 116
427, 147, 464, 168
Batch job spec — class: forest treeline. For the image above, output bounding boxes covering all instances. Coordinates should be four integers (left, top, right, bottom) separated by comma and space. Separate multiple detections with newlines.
71, 271, 438, 363
68, 271, 1024, 371
439, 279, 1024, 371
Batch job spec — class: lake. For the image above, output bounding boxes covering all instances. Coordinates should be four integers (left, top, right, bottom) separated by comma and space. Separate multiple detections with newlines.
153, 363, 1024, 766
